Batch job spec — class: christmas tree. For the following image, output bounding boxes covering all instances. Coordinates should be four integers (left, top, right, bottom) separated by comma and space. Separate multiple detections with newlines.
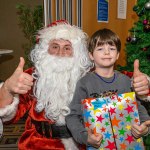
118, 0, 150, 148
118, 0, 150, 74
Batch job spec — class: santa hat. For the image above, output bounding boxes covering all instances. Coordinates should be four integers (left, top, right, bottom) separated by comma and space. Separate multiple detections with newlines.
37, 20, 88, 47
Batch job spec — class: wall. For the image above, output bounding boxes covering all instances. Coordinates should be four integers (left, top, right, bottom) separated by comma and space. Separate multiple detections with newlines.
82, 0, 137, 67
0, 0, 42, 81
0, 0, 137, 81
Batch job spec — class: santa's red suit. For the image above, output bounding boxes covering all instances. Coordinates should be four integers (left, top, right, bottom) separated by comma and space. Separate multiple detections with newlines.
3, 68, 85, 150
0, 20, 92, 150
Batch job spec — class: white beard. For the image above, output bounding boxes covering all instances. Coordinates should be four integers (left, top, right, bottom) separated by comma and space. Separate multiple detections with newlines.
33, 54, 79, 125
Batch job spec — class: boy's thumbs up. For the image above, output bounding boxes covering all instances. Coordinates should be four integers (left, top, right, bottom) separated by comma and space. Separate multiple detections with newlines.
144, 120, 150, 127
133, 59, 149, 95
87, 129, 103, 148
133, 59, 141, 77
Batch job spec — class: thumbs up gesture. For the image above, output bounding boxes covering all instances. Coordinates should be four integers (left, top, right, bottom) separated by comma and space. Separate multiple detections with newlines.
4, 57, 33, 95
131, 122, 149, 139
87, 129, 103, 148
133, 59, 149, 95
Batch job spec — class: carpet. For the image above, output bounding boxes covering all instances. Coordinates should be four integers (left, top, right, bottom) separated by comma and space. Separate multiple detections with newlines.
0, 118, 150, 150
0, 119, 25, 150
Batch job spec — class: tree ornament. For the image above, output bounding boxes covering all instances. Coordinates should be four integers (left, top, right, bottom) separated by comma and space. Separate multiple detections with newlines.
137, 8, 145, 16
126, 36, 131, 42
131, 36, 137, 43
144, 24, 150, 32
145, 1, 150, 10
143, 19, 148, 25
142, 47, 148, 51
131, 37, 137, 43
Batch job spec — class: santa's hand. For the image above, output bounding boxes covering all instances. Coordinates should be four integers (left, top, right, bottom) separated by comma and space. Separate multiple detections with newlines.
131, 122, 149, 139
4, 57, 33, 95
133, 59, 149, 95
87, 129, 103, 148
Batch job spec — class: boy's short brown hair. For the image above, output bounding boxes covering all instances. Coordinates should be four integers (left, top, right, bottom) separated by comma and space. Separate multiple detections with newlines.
88, 28, 121, 53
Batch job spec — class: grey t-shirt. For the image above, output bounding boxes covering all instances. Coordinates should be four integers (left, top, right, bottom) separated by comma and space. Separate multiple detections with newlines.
66, 71, 150, 145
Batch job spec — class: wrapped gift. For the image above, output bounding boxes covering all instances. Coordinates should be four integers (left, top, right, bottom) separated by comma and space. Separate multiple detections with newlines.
82, 92, 145, 150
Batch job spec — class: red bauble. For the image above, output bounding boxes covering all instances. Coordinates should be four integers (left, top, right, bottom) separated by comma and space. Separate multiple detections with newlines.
126, 37, 131, 42
142, 47, 148, 51
143, 19, 148, 25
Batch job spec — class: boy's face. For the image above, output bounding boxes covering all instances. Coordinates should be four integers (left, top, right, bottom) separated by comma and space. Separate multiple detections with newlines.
89, 44, 119, 68
48, 39, 73, 57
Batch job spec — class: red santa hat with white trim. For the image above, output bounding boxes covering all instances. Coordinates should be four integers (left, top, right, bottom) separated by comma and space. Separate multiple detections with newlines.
37, 19, 88, 49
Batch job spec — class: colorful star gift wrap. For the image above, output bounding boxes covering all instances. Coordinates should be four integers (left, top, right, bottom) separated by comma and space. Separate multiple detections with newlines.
82, 92, 145, 150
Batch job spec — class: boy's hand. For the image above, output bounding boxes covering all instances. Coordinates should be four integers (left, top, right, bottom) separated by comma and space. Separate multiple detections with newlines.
131, 122, 149, 139
87, 129, 103, 148
144, 120, 150, 126
133, 59, 149, 95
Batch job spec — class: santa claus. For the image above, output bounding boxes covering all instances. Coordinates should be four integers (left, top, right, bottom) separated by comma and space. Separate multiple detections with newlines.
0, 20, 92, 150
0, 20, 149, 150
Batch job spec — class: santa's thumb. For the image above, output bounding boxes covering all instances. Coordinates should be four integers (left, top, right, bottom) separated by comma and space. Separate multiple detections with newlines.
133, 59, 141, 77
16, 57, 25, 72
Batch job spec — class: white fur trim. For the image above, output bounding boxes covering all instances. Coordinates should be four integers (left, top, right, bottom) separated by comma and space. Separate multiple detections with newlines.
61, 106, 70, 116
0, 95, 19, 122
38, 23, 87, 45
138, 95, 150, 102
61, 138, 79, 150
147, 96, 150, 102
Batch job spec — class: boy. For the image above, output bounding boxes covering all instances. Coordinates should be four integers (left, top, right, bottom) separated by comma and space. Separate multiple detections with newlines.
66, 28, 150, 148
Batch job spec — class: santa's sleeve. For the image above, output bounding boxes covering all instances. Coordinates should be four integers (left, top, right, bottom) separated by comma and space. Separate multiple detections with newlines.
0, 82, 19, 122
0, 83, 32, 123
